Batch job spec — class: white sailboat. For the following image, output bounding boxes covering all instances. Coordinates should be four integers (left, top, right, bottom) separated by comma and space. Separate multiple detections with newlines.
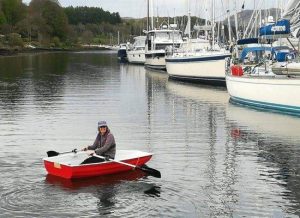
225, 18, 300, 115
165, 0, 231, 86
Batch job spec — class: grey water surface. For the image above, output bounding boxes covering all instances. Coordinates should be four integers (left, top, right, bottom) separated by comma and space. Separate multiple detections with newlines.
0, 51, 300, 217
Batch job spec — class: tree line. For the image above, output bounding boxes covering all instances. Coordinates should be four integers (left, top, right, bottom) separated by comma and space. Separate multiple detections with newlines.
0, 0, 208, 51
0, 0, 126, 49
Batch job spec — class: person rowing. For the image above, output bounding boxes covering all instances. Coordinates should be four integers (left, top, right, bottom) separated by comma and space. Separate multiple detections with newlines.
46, 120, 161, 178
81, 120, 116, 164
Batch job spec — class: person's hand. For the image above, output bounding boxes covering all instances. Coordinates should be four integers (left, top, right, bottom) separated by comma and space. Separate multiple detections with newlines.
86, 150, 95, 156
81, 146, 88, 151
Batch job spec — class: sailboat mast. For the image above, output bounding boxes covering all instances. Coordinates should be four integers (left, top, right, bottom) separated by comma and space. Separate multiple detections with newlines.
117, 31, 120, 45
212, 0, 215, 49
151, 0, 154, 29
188, 0, 191, 39
234, 0, 239, 40
227, 0, 232, 43
147, 0, 150, 31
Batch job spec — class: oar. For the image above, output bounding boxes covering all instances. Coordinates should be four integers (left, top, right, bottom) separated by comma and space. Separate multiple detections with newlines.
47, 149, 78, 157
93, 154, 161, 178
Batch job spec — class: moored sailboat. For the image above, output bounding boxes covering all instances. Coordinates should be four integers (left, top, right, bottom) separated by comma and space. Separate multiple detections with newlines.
225, 19, 300, 115
165, 0, 231, 86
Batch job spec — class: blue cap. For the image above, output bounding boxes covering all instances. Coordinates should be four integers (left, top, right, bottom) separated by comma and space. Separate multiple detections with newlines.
98, 120, 107, 128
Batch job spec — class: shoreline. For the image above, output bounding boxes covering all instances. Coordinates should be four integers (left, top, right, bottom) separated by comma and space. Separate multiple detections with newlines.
0, 46, 114, 57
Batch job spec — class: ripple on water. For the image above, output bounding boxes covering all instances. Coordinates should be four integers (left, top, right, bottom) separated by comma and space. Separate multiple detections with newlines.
1, 53, 300, 217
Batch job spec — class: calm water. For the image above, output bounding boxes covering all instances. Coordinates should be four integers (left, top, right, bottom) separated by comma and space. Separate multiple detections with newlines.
0, 51, 300, 217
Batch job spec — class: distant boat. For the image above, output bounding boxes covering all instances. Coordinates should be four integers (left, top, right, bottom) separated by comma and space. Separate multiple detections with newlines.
145, 24, 183, 70
117, 43, 128, 62
127, 36, 146, 64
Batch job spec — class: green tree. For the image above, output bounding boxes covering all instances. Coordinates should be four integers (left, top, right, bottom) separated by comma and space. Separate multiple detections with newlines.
0, 0, 26, 26
64, 6, 122, 25
41, 1, 68, 40
81, 30, 93, 45
29, 0, 68, 42
7, 32, 23, 47
0, 10, 6, 25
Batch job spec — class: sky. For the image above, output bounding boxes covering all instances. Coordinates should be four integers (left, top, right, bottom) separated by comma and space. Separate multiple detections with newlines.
22, 0, 281, 19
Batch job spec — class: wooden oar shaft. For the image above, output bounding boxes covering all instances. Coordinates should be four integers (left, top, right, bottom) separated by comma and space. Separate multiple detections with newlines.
93, 154, 137, 169
93, 154, 161, 178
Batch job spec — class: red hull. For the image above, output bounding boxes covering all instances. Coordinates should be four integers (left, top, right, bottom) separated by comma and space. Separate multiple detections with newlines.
44, 155, 152, 179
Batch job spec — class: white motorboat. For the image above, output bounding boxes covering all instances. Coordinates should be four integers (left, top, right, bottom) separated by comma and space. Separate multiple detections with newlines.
127, 36, 146, 64
145, 25, 183, 70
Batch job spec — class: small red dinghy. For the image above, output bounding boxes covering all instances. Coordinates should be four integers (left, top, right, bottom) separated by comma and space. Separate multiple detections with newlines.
43, 150, 153, 179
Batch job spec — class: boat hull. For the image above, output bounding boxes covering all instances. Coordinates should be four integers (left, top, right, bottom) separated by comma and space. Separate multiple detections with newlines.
117, 49, 127, 61
127, 50, 145, 64
145, 51, 166, 70
226, 74, 300, 114
43, 150, 153, 179
166, 54, 230, 86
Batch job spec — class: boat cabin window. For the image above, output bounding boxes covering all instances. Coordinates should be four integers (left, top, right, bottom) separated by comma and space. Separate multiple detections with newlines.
155, 43, 181, 50
155, 32, 182, 40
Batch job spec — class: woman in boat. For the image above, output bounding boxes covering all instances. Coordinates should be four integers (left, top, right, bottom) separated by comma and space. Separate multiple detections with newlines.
81, 120, 116, 164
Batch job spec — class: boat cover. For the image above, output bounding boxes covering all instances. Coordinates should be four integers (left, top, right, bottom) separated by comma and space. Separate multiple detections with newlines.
237, 38, 258, 45
259, 19, 291, 39
240, 47, 272, 62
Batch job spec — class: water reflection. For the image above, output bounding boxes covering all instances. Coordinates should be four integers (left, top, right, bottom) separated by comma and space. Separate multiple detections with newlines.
163, 82, 238, 216
45, 170, 161, 217
166, 81, 229, 105
143, 185, 161, 197
227, 103, 300, 142
165, 80, 300, 216
227, 103, 300, 213
0, 53, 69, 114
1, 51, 300, 217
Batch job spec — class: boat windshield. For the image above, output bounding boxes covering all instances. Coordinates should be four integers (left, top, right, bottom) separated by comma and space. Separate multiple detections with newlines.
240, 47, 272, 64
155, 32, 181, 40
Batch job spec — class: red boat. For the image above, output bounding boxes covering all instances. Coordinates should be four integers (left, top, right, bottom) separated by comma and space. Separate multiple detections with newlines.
43, 150, 153, 179
46, 170, 146, 189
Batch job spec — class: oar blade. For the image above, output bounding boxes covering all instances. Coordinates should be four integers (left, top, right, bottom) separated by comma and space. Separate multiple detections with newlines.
139, 165, 161, 178
47, 150, 60, 157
